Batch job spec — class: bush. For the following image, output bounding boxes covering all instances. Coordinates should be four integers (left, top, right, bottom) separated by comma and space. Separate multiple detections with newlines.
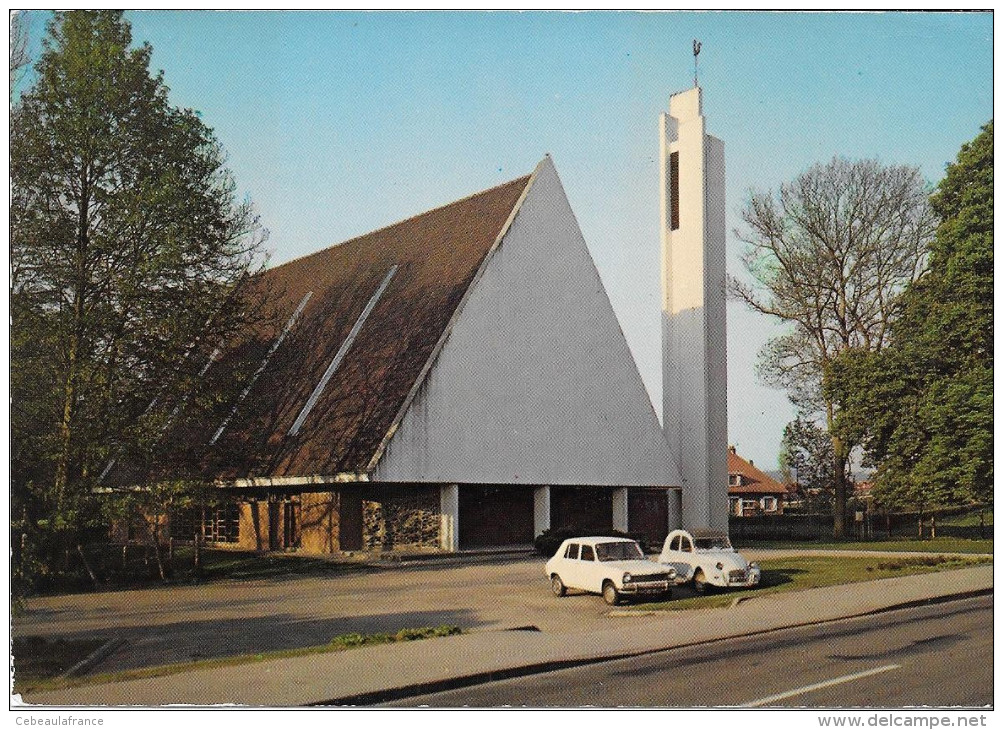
533, 527, 648, 557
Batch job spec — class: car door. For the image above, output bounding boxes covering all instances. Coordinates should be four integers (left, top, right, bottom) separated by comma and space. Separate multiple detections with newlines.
662, 535, 693, 580
578, 544, 601, 592
678, 534, 699, 578
560, 542, 583, 590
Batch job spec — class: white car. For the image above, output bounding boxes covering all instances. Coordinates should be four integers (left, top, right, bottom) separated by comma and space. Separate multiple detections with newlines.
658, 528, 761, 592
545, 536, 677, 605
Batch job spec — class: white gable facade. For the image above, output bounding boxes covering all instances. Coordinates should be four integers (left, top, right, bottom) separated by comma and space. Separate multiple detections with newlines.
375, 158, 679, 489
373, 157, 683, 550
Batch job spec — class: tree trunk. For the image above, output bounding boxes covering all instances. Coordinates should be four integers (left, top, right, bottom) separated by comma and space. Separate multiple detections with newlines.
193, 532, 202, 582
831, 440, 849, 539
76, 544, 99, 588
149, 518, 167, 582
53, 167, 91, 543
151, 533, 166, 582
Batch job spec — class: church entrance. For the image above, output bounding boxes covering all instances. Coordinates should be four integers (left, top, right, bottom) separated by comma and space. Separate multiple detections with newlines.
628, 488, 669, 548
459, 485, 535, 549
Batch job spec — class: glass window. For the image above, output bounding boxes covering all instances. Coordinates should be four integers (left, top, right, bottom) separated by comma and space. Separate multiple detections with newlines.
695, 534, 733, 550
580, 545, 595, 561
565, 543, 579, 560
670, 536, 682, 551
670, 151, 680, 230
596, 541, 643, 561
170, 503, 240, 544
680, 538, 693, 553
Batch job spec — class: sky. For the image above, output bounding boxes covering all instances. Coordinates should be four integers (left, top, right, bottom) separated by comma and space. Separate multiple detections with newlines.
16, 11, 993, 471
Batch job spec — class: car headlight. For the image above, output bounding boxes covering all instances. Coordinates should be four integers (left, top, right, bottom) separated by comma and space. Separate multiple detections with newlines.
749, 562, 759, 570
623, 572, 632, 583
667, 567, 677, 579
716, 562, 724, 571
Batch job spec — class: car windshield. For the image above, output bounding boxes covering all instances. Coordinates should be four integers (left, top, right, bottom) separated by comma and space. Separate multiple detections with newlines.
595, 541, 644, 561
694, 535, 732, 550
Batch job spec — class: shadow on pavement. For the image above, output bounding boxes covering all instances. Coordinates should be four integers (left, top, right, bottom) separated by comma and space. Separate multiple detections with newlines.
12, 608, 483, 677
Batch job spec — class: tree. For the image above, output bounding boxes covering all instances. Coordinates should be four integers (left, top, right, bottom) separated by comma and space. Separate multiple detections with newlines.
10, 11, 30, 96
828, 122, 993, 512
731, 157, 935, 537
778, 415, 836, 512
10, 11, 267, 589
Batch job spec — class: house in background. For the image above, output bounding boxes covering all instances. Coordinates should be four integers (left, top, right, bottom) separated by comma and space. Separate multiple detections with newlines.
727, 446, 790, 517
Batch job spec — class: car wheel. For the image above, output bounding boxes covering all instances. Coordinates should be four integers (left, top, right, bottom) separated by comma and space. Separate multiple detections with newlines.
550, 574, 566, 597
602, 581, 619, 606
693, 569, 709, 594
662, 589, 673, 602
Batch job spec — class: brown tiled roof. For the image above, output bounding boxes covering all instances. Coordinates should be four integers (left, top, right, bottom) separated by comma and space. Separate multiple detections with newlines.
162, 172, 534, 481
727, 448, 787, 496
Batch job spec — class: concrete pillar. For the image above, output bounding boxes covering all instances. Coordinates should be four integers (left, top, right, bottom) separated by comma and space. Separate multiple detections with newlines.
439, 484, 459, 552
660, 85, 729, 533
612, 487, 629, 532
533, 486, 551, 537
667, 489, 683, 532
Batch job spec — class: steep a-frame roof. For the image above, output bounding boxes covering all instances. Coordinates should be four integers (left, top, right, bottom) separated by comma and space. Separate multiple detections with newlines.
169, 170, 535, 482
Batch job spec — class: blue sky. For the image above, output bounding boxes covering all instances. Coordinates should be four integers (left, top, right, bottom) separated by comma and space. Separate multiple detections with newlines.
18, 11, 992, 471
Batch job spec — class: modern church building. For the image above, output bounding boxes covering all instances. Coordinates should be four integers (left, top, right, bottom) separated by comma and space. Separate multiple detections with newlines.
141, 85, 728, 553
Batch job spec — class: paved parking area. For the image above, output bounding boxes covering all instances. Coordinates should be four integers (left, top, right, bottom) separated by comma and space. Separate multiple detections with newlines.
16, 547, 960, 675
14, 555, 682, 673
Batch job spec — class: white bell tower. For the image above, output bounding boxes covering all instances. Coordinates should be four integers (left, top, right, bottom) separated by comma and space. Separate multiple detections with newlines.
659, 85, 728, 532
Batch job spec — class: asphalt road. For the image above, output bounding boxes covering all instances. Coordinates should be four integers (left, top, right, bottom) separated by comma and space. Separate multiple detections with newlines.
387, 594, 994, 708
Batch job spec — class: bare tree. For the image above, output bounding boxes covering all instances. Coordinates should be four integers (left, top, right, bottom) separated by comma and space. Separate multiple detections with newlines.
10, 11, 29, 97
730, 157, 935, 537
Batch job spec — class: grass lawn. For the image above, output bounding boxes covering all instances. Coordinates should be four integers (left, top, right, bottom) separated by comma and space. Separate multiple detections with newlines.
16, 625, 462, 696
939, 511, 993, 528
194, 549, 371, 581
734, 537, 993, 554
627, 553, 991, 612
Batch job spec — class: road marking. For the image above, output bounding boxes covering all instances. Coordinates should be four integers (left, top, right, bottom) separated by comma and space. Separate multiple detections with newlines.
739, 664, 901, 707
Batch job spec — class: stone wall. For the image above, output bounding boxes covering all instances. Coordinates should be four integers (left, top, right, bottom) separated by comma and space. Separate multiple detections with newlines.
362, 485, 440, 550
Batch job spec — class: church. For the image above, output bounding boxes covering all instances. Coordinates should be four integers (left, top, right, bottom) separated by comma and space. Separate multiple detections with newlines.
145, 85, 728, 554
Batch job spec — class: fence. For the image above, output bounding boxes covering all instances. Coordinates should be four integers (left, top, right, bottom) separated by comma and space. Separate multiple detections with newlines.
730, 504, 992, 542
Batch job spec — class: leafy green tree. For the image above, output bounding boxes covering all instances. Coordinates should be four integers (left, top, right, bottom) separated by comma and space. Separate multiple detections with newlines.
778, 415, 837, 512
731, 158, 935, 537
829, 122, 992, 511
10, 11, 266, 589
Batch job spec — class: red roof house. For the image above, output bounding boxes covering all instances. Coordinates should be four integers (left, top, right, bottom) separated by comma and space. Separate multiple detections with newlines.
727, 446, 789, 517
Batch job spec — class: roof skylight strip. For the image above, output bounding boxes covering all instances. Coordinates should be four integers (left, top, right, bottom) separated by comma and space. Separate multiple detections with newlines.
160, 345, 223, 435
209, 291, 314, 446
287, 264, 399, 437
